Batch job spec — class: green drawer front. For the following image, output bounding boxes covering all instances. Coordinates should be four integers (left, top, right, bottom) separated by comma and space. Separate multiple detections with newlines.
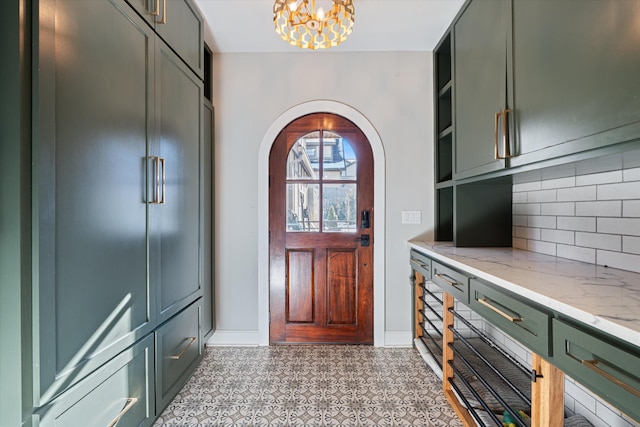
470, 279, 551, 356
156, 298, 202, 412
410, 250, 432, 279
431, 261, 470, 304
552, 319, 640, 423
38, 335, 155, 427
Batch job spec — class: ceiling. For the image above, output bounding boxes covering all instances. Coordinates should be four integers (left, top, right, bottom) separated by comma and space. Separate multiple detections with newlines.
194, 0, 465, 53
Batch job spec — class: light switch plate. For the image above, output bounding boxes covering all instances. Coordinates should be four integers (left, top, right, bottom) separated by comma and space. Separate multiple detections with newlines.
401, 210, 422, 225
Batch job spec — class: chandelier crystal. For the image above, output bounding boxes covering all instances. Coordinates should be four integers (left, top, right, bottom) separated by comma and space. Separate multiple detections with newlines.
273, 0, 355, 50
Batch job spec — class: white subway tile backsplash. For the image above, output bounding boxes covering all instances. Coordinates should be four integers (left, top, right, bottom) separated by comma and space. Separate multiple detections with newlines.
514, 203, 541, 216
623, 167, 640, 182
557, 185, 597, 202
558, 216, 596, 232
575, 201, 622, 217
557, 244, 596, 264
623, 200, 640, 217
540, 176, 576, 189
541, 202, 575, 216
576, 170, 622, 186
565, 379, 597, 414
597, 218, 640, 236
576, 232, 622, 252
528, 189, 557, 203
514, 226, 540, 240
528, 239, 556, 256
512, 238, 527, 250
541, 229, 574, 245
597, 182, 640, 200
527, 215, 555, 229
623, 236, 640, 255
513, 181, 542, 192
597, 250, 640, 273
512, 191, 528, 204
512, 215, 527, 227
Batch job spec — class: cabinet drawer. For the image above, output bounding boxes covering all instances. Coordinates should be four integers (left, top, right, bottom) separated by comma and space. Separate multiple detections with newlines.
552, 319, 640, 423
38, 335, 154, 427
431, 261, 470, 304
470, 279, 551, 356
410, 250, 432, 279
156, 299, 202, 412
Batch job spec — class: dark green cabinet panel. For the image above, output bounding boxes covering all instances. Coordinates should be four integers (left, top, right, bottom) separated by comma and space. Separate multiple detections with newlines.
454, 0, 512, 179
155, 300, 203, 413
150, 40, 203, 323
126, 0, 204, 79
511, 0, 640, 167
470, 279, 551, 357
38, 335, 155, 427
36, 0, 154, 404
431, 261, 470, 305
202, 101, 215, 339
552, 319, 640, 423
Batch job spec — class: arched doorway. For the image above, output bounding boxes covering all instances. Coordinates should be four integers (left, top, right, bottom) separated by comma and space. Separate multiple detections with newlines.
269, 113, 374, 344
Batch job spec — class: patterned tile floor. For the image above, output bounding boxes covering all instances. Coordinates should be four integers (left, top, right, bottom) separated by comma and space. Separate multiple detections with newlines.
154, 345, 462, 427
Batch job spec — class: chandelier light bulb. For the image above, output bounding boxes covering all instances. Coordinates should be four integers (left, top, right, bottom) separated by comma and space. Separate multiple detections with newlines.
273, 0, 355, 50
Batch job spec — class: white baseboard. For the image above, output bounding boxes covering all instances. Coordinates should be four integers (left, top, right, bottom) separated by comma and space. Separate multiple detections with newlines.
206, 330, 261, 346
383, 331, 413, 347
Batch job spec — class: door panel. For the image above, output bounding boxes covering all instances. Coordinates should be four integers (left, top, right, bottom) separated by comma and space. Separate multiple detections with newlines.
36, 0, 154, 404
270, 113, 373, 344
327, 249, 357, 325
286, 250, 315, 323
150, 39, 203, 322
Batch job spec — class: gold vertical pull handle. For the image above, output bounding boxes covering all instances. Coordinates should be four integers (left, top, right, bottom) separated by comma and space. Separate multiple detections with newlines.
434, 273, 460, 289
170, 337, 197, 360
159, 157, 166, 204
581, 359, 640, 398
477, 298, 523, 322
494, 111, 501, 160
158, 0, 167, 24
106, 398, 138, 427
149, 0, 160, 16
502, 109, 512, 159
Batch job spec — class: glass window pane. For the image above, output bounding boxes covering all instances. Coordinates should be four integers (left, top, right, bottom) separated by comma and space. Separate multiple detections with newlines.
323, 183, 357, 232
322, 132, 357, 181
286, 183, 320, 232
286, 132, 320, 180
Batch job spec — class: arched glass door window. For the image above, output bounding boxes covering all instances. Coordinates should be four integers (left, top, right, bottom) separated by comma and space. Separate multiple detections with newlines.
285, 131, 357, 233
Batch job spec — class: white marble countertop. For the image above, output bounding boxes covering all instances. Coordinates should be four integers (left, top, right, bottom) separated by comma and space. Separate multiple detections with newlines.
409, 241, 640, 347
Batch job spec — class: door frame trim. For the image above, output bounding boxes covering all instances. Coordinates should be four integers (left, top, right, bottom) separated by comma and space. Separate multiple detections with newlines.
258, 100, 386, 346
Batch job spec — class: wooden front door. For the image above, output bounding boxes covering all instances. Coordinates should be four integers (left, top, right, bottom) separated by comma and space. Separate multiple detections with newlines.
269, 113, 374, 344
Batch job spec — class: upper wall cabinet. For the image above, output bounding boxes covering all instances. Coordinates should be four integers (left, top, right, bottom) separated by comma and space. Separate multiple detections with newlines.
454, 0, 513, 180
510, 0, 640, 167
127, 0, 204, 79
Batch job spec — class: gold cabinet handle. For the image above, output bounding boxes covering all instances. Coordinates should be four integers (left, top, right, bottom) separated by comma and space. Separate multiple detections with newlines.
582, 359, 640, 398
494, 109, 512, 160
106, 398, 138, 427
477, 298, 523, 322
434, 273, 459, 289
158, 0, 167, 24
149, 156, 165, 205
149, 0, 160, 16
494, 111, 501, 160
170, 337, 197, 360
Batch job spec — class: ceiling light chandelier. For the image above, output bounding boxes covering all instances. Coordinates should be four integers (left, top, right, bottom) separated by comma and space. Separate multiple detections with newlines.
273, 0, 355, 50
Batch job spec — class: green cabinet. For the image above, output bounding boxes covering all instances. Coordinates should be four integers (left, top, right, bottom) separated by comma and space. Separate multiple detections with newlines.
552, 319, 640, 423
37, 335, 155, 427
150, 38, 204, 324
27, 0, 206, 423
510, 0, 640, 167
125, 0, 204, 79
35, 0, 155, 404
454, 0, 513, 180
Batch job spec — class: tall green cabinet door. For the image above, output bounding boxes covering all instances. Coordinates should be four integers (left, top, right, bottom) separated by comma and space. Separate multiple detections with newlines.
510, 0, 640, 167
454, 0, 513, 180
150, 39, 203, 324
35, 0, 155, 405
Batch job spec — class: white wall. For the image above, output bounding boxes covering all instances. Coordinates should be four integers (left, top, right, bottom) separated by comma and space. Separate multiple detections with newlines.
210, 51, 434, 344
